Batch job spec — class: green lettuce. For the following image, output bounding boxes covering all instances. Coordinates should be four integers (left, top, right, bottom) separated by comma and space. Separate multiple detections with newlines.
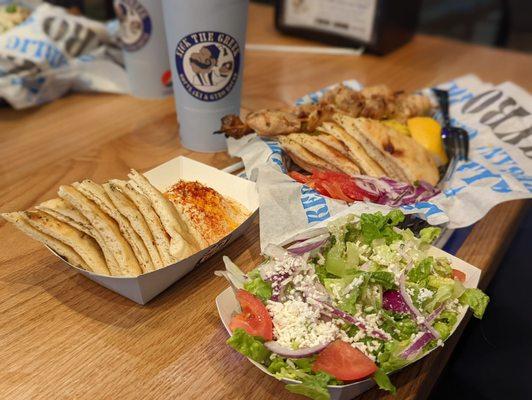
408, 257, 434, 284
433, 310, 458, 340
459, 288, 489, 318
433, 257, 452, 278
377, 340, 410, 373
419, 227, 442, 244
285, 372, 333, 400
360, 211, 405, 245
227, 328, 271, 363
381, 311, 419, 341
372, 369, 397, 394
369, 270, 396, 290
243, 269, 272, 302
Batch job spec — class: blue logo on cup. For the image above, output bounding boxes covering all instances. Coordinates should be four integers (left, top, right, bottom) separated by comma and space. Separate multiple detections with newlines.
114, 0, 151, 52
175, 31, 240, 102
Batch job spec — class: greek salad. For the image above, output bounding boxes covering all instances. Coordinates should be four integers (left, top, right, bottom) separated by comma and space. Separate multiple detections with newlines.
217, 211, 489, 399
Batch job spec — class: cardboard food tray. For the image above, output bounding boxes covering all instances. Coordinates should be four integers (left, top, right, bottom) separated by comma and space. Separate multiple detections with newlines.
48, 156, 259, 304
216, 215, 481, 400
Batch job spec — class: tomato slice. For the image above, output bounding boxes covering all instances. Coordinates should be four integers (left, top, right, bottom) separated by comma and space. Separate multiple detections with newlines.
289, 171, 311, 184
320, 180, 353, 202
452, 268, 466, 283
229, 290, 273, 341
312, 340, 377, 381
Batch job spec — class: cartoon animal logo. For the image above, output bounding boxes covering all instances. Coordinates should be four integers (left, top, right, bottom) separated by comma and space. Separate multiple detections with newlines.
114, 0, 151, 52
175, 31, 240, 102
188, 44, 234, 87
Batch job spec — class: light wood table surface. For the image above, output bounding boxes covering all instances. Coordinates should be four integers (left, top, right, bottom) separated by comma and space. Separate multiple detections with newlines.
0, 3, 530, 400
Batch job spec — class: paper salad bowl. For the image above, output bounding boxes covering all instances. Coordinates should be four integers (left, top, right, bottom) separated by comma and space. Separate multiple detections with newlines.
49, 156, 259, 304
216, 215, 482, 400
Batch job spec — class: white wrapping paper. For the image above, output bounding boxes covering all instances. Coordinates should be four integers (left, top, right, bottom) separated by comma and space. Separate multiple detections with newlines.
228, 75, 532, 248
0, 3, 129, 109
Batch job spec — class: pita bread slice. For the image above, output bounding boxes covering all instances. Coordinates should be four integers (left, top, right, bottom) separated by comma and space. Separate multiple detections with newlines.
349, 117, 439, 185
73, 180, 154, 273
37, 198, 120, 275
37, 198, 93, 236
286, 133, 361, 175
2, 212, 88, 271
109, 180, 176, 268
318, 121, 387, 177
332, 115, 408, 181
128, 170, 199, 259
24, 211, 109, 275
314, 134, 350, 158
58, 185, 141, 276
104, 182, 163, 270
278, 136, 341, 173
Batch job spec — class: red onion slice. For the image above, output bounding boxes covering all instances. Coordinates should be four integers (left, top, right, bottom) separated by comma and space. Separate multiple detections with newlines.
399, 273, 440, 339
287, 233, 329, 255
265, 340, 330, 358
400, 331, 435, 359
319, 302, 391, 341
426, 302, 446, 323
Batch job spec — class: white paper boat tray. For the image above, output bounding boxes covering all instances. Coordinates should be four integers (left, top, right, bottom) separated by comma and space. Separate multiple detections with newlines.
216, 216, 481, 400
48, 156, 259, 304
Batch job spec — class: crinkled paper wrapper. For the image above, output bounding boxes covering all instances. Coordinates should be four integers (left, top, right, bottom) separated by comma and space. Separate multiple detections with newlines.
0, 3, 129, 109
228, 75, 532, 249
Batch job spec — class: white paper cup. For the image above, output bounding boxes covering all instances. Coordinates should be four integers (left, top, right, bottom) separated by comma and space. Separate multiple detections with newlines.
114, 0, 173, 99
162, 0, 249, 152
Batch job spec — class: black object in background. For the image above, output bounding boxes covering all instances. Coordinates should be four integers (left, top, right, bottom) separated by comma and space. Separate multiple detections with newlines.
274, 0, 422, 54
430, 205, 532, 400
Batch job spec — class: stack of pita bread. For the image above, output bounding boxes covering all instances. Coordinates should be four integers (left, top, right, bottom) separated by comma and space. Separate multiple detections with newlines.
2, 170, 250, 276
278, 115, 440, 186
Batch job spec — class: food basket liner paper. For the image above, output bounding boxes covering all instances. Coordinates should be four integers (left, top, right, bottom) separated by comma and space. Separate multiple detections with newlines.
227, 75, 532, 250
48, 156, 259, 304
216, 211, 482, 400
0, 3, 129, 109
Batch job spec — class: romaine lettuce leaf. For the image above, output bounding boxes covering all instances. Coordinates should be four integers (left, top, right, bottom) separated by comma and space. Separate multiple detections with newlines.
433, 257, 452, 278
369, 270, 396, 290
227, 328, 271, 363
377, 340, 410, 373
360, 211, 404, 245
285, 372, 333, 400
433, 310, 458, 339
372, 368, 397, 394
243, 269, 272, 302
419, 227, 441, 244
459, 288, 489, 318
408, 257, 434, 284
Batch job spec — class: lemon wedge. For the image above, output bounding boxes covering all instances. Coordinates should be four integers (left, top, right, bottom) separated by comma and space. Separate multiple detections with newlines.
382, 120, 410, 136
407, 117, 448, 166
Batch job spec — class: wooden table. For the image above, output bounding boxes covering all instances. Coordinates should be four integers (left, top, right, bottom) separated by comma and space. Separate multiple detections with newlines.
0, 3, 530, 400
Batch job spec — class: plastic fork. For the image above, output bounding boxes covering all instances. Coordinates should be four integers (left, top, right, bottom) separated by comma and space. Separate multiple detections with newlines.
432, 89, 469, 186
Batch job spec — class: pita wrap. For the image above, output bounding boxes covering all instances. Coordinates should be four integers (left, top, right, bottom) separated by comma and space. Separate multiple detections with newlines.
24, 211, 109, 275
285, 133, 361, 175
318, 121, 386, 177
2, 212, 88, 270
58, 185, 142, 276
109, 180, 176, 267
278, 136, 341, 173
104, 182, 164, 270
37, 198, 93, 236
344, 116, 439, 185
128, 170, 199, 260
73, 180, 154, 273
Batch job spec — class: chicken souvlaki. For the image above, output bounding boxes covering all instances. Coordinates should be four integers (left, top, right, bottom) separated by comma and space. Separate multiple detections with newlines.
217, 210, 490, 400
